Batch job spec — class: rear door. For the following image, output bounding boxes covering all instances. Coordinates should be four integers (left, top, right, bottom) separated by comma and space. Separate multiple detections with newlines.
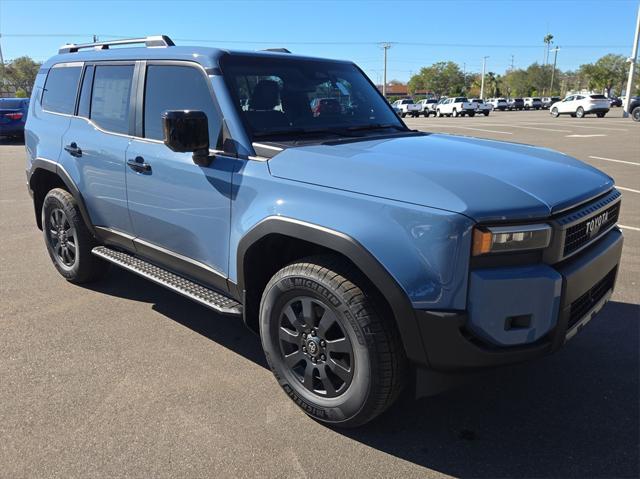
61, 62, 136, 234
125, 62, 233, 280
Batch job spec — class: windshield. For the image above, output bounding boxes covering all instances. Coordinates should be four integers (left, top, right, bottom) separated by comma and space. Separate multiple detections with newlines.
0, 99, 25, 109
590, 94, 606, 99
221, 55, 404, 139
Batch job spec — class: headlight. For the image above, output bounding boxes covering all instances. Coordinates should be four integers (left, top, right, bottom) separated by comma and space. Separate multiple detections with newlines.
472, 224, 551, 255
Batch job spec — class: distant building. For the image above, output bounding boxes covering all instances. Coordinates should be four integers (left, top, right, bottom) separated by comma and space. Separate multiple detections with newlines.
376, 83, 434, 98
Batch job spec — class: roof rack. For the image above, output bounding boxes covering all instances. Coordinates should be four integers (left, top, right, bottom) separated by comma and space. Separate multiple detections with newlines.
58, 35, 175, 54
262, 48, 291, 54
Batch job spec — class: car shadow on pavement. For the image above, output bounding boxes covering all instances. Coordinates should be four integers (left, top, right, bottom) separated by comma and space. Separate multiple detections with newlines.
343, 300, 639, 478
88, 269, 638, 478
0, 136, 25, 145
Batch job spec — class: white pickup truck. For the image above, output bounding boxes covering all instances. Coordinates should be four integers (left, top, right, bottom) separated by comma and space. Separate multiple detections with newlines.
436, 97, 476, 117
392, 98, 421, 117
416, 98, 438, 117
470, 98, 491, 116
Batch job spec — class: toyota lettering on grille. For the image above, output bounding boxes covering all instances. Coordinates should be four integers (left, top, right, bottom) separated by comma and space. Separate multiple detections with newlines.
585, 211, 609, 237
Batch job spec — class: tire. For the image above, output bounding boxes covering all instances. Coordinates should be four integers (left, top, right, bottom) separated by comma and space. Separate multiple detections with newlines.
576, 107, 585, 118
483, 111, 490, 116
400, 112, 406, 118
468, 111, 475, 117
436, 109, 442, 117
259, 256, 407, 428
551, 107, 559, 117
597, 112, 606, 118
452, 108, 458, 117
42, 188, 109, 283
632, 106, 640, 122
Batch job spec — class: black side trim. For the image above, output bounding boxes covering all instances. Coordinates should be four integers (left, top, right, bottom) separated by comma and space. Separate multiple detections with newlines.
236, 216, 429, 366
28, 159, 97, 237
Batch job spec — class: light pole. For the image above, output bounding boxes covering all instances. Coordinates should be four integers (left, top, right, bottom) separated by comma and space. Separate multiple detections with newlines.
623, 4, 640, 117
381, 43, 392, 98
480, 56, 489, 99
549, 47, 560, 94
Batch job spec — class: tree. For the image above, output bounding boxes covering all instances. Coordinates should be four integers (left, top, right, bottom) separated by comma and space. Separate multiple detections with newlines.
408, 62, 464, 97
578, 54, 628, 96
543, 34, 554, 65
2, 56, 41, 95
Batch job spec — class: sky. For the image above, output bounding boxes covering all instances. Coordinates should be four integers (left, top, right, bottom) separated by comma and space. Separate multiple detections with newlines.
1, 0, 638, 84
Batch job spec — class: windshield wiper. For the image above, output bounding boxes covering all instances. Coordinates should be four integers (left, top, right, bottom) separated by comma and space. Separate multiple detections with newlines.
253, 127, 358, 139
345, 123, 407, 132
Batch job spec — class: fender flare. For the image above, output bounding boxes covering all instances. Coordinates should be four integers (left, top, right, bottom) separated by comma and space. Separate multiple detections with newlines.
28, 158, 96, 236
236, 216, 429, 366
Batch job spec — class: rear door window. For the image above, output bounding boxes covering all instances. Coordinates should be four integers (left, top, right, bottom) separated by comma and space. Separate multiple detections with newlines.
90, 65, 134, 135
42, 64, 82, 114
143, 64, 221, 142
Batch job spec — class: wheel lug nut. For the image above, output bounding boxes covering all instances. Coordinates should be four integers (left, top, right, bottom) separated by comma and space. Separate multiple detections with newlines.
302, 333, 307, 339
320, 340, 326, 347
311, 330, 316, 337
320, 354, 326, 361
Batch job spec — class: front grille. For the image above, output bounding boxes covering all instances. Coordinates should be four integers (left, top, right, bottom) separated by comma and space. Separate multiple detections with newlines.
562, 201, 620, 257
568, 267, 616, 329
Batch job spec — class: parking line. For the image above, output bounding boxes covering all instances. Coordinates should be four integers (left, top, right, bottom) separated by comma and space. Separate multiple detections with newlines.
589, 155, 640, 166
617, 186, 640, 194
519, 122, 628, 132
619, 225, 640, 232
566, 134, 607, 138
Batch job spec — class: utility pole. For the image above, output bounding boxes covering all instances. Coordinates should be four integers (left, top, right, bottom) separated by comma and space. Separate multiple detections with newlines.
510, 54, 515, 71
0, 33, 5, 75
549, 47, 560, 94
381, 43, 392, 98
93, 34, 99, 43
623, 3, 640, 117
480, 56, 488, 99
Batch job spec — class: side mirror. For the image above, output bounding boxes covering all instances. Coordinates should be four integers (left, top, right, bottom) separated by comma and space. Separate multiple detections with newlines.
162, 110, 211, 166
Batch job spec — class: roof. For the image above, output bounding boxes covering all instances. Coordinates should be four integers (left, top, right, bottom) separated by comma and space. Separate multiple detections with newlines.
42, 38, 353, 72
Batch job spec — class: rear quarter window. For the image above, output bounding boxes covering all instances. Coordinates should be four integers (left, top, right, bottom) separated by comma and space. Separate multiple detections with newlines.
42, 65, 82, 114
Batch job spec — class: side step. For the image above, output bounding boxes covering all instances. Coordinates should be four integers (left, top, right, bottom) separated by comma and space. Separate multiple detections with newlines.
92, 246, 242, 316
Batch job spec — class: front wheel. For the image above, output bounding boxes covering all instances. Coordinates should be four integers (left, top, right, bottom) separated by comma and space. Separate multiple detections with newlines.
551, 107, 559, 118
468, 111, 475, 117
632, 106, 640, 122
483, 111, 490, 116
436, 109, 442, 117
259, 257, 407, 427
452, 108, 458, 117
576, 107, 585, 118
42, 188, 109, 283
596, 112, 606, 118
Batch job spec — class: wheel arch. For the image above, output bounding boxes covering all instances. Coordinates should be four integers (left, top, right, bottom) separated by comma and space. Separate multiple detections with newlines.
236, 216, 428, 366
28, 159, 95, 236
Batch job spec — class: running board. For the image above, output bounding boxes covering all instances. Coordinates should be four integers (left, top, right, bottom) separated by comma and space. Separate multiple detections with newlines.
92, 246, 242, 316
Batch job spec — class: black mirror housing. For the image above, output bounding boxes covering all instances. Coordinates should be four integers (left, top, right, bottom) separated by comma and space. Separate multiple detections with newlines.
162, 110, 210, 165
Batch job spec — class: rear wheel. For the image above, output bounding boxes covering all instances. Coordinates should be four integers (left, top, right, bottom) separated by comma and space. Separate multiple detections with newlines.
42, 188, 108, 283
632, 106, 640, 122
259, 256, 407, 427
576, 107, 585, 118
452, 108, 458, 117
483, 111, 490, 116
551, 107, 559, 118
468, 111, 475, 117
596, 112, 606, 118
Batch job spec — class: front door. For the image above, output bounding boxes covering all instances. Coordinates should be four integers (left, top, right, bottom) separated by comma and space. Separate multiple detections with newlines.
125, 62, 233, 278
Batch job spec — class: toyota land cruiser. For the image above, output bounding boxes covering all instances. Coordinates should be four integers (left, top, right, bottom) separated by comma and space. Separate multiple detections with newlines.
25, 36, 623, 427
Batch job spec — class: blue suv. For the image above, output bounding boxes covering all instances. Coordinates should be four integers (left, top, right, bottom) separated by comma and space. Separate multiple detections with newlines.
25, 36, 623, 427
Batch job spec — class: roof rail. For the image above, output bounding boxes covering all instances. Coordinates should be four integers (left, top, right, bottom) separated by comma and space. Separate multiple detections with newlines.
262, 48, 291, 54
58, 35, 175, 54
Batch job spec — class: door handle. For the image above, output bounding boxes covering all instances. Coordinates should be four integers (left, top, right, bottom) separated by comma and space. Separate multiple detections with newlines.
127, 156, 151, 173
64, 142, 82, 157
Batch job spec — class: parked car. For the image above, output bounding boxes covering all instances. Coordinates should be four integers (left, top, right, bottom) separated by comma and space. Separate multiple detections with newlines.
416, 98, 438, 117
0, 98, 29, 140
550, 94, 610, 118
469, 98, 491, 116
627, 96, 640, 121
488, 98, 508, 111
392, 98, 421, 117
26, 35, 624, 427
436, 97, 476, 117
541, 97, 561, 109
609, 96, 622, 107
509, 98, 525, 110
524, 97, 542, 110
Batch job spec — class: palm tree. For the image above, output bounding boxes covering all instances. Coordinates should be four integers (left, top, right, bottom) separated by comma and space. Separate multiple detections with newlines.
543, 34, 554, 65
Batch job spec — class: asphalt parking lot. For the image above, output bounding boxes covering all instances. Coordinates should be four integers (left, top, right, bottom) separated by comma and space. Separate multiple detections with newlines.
1, 109, 638, 478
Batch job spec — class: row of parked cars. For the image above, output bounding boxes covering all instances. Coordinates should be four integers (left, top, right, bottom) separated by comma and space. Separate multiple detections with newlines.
392, 97, 491, 117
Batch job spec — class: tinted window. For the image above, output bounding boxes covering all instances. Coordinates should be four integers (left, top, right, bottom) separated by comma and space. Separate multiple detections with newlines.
590, 94, 606, 99
144, 65, 221, 142
455, 97, 467, 102
77, 65, 95, 118
90, 65, 134, 134
42, 65, 82, 114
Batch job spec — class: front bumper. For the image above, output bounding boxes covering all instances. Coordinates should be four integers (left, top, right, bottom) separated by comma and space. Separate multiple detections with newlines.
415, 228, 623, 371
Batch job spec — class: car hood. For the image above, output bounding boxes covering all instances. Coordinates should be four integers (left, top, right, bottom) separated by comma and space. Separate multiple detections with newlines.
267, 134, 614, 222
